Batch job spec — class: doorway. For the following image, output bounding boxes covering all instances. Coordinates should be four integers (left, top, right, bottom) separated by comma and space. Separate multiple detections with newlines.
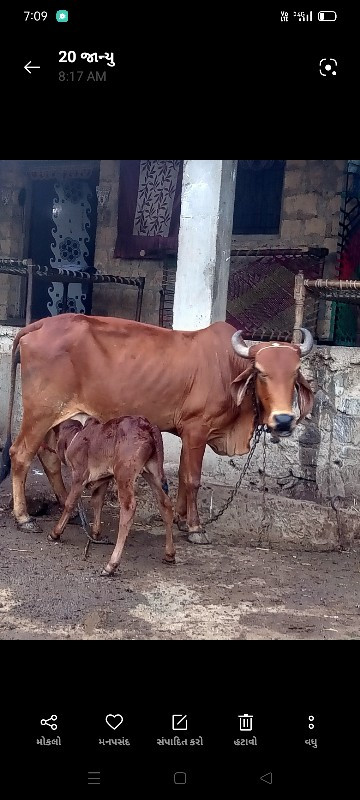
28, 172, 98, 320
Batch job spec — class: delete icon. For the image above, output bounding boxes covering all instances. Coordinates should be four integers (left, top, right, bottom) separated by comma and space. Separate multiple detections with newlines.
172, 714, 188, 731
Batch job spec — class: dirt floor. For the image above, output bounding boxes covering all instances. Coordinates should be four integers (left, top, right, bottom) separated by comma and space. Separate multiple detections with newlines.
0, 461, 360, 640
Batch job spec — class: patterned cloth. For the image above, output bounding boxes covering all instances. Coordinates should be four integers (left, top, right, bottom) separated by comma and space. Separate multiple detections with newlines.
114, 160, 183, 259
227, 251, 325, 339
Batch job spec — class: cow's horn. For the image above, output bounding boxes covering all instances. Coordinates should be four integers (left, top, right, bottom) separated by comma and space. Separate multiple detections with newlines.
299, 327, 313, 357
231, 331, 251, 359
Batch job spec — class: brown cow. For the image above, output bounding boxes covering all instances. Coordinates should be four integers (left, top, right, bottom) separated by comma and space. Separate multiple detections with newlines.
0, 315, 314, 542
48, 415, 175, 576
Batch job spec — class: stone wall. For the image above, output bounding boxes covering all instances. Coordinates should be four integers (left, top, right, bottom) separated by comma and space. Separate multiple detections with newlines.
229, 160, 347, 341
231, 159, 346, 255
92, 160, 163, 325
0, 160, 347, 327
0, 159, 164, 326
0, 160, 31, 321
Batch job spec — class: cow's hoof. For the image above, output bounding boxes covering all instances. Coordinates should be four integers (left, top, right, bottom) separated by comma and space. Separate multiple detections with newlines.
187, 530, 212, 545
162, 555, 176, 564
47, 533, 60, 544
176, 519, 189, 532
17, 518, 42, 533
101, 567, 114, 577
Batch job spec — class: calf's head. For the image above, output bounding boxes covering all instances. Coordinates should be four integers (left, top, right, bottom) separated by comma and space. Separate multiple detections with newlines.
231, 328, 314, 436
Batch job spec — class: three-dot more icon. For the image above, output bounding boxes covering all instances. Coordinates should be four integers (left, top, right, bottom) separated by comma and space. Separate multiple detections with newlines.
308, 715, 315, 730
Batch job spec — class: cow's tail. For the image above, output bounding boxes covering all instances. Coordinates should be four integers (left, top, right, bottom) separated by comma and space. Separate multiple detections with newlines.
0, 320, 43, 483
150, 424, 169, 494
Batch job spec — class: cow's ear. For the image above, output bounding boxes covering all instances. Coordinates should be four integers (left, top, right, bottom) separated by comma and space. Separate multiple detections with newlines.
230, 366, 255, 406
296, 371, 314, 420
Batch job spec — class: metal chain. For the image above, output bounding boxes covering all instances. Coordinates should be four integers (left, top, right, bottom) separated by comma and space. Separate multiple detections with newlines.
204, 424, 266, 526
259, 428, 270, 545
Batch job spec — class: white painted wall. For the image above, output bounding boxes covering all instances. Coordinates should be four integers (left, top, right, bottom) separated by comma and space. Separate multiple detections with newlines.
0, 326, 22, 444
173, 160, 237, 330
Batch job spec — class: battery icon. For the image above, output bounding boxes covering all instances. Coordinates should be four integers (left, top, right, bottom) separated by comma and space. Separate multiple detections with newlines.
318, 11, 337, 21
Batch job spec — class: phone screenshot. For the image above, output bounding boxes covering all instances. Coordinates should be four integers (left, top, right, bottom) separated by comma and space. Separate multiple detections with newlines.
0, 3, 358, 793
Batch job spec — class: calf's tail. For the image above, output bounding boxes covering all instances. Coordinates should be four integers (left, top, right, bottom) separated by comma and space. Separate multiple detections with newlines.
150, 424, 169, 494
0, 320, 43, 483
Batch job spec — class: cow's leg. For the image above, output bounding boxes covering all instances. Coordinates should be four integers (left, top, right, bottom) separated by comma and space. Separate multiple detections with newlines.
10, 418, 57, 530
142, 467, 175, 564
90, 479, 111, 540
101, 478, 136, 576
48, 478, 84, 542
174, 444, 188, 531
37, 431, 67, 507
181, 428, 210, 545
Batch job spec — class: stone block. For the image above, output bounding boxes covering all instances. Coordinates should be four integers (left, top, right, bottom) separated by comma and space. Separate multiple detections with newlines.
332, 217, 340, 235
286, 160, 306, 168
283, 170, 303, 190
329, 194, 342, 215
210, 489, 357, 551
304, 218, 327, 236
280, 219, 304, 238
323, 237, 337, 253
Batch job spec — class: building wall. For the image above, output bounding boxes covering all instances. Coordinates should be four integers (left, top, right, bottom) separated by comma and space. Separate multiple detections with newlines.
0, 160, 347, 326
92, 160, 163, 325
0, 160, 31, 321
92, 160, 346, 327
231, 159, 346, 255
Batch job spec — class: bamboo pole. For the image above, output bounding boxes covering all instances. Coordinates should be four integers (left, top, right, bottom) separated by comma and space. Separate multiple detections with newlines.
304, 278, 360, 289
293, 270, 306, 343
25, 263, 34, 325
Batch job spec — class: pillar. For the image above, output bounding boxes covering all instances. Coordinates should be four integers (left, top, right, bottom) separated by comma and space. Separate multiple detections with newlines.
172, 160, 237, 330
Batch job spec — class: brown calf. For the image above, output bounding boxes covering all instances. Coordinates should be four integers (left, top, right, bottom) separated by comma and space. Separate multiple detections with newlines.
48, 415, 175, 576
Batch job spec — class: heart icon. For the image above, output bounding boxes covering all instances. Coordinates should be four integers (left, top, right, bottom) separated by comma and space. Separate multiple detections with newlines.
105, 714, 123, 730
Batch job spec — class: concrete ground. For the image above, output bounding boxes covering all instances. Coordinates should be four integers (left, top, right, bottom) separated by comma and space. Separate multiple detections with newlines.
0, 461, 360, 640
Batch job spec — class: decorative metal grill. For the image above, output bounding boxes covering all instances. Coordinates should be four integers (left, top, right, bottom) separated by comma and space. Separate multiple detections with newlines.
159, 258, 177, 328
0, 260, 145, 325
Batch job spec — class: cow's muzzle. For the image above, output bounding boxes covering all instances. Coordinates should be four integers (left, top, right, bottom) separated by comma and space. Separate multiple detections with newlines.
273, 413, 295, 436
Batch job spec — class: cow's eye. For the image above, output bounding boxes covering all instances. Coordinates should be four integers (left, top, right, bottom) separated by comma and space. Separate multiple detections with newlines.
258, 372, 267, 380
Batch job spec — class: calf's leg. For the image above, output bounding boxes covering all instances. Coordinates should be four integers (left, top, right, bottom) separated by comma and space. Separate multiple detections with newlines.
143, 463, 175, 564
90, 479, 111, 539
48, 478, 84, 542
101, 475, 137, 577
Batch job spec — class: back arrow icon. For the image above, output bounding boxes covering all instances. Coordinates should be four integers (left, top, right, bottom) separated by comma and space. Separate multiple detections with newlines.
260, 772, 273, 785
24, 61, 40, 74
